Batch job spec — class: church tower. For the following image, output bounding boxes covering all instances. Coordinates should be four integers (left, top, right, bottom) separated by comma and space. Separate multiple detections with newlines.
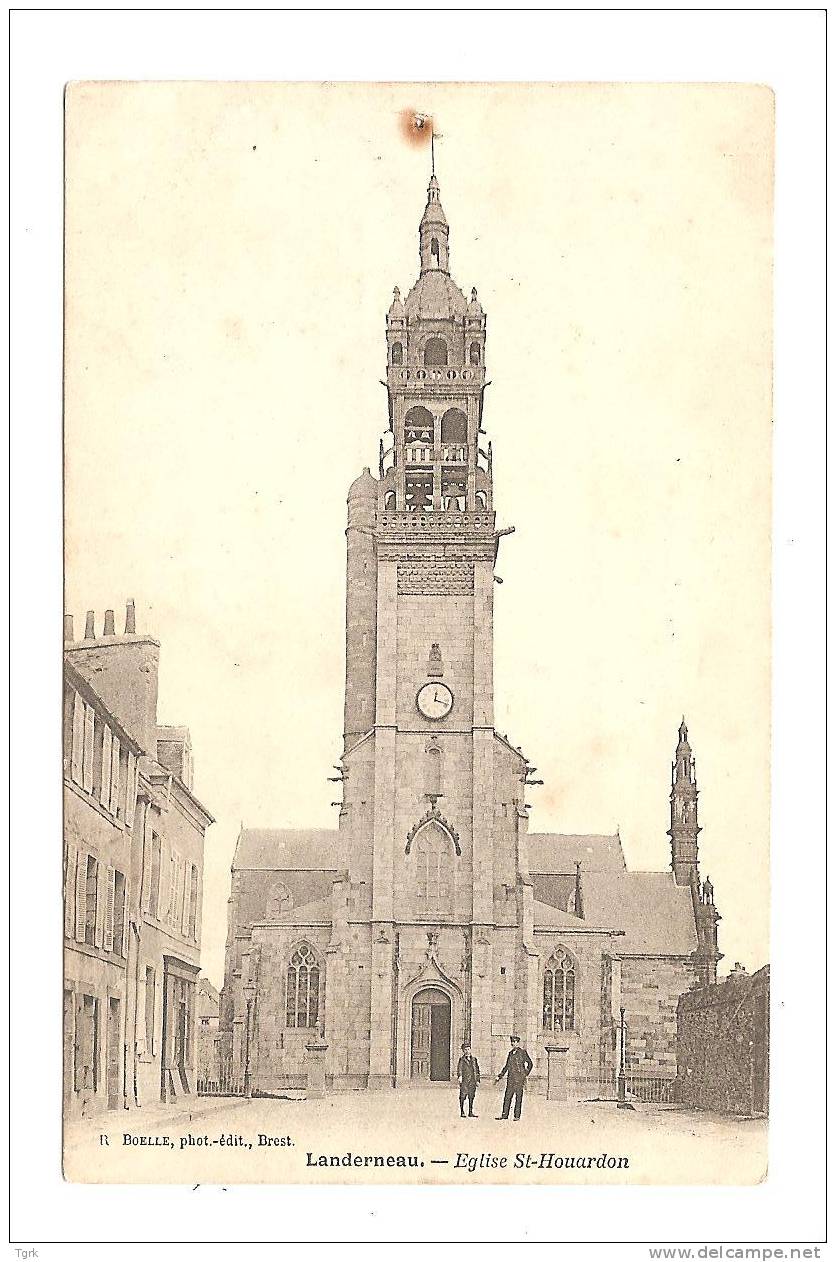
337, 171, 528, 1087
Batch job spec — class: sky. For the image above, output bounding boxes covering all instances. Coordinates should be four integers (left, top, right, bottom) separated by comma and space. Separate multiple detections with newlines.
64, 82, 773, 988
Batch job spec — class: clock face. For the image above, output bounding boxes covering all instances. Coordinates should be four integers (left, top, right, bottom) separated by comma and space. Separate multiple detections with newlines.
416, 681, 454, 720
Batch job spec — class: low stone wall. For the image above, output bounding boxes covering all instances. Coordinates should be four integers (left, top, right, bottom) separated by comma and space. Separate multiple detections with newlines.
676, 965, 769, 1115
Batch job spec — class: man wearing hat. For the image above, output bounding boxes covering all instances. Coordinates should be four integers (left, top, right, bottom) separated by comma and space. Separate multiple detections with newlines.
456, 1042, 481, 1118
495, 1034, 534, 1120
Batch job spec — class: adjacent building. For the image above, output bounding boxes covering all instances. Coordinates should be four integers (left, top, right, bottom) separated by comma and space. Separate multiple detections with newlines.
63, 602, 213, 1117
219, 174, 722, 1098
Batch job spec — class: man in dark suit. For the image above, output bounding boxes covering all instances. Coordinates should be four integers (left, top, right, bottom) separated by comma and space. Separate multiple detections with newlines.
495, 1034, 534, 1120
456, 1042, 481, 1117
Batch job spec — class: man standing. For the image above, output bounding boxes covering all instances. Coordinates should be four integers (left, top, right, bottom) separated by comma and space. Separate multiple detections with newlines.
495, 1034, 533, 1120
456, 1042, 480, 1118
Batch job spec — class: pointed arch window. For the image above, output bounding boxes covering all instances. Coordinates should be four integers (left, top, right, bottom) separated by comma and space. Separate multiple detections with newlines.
413, 822, 454, 919
469, 341, 481, 365
430, 237, 440, 265
543, 947, 576, 1032
391, 341, 403, 366
286, 943, 321, 1029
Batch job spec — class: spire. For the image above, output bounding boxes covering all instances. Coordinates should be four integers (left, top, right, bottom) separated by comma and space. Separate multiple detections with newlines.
669, 717, 700, 887
419, 175, 450, 274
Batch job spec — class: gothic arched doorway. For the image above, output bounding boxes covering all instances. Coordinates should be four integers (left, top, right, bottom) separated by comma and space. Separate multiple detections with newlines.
410, 987, 451, 1081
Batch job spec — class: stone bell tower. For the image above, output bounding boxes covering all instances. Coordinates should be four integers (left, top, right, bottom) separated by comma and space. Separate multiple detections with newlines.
336, 172, 519, 1087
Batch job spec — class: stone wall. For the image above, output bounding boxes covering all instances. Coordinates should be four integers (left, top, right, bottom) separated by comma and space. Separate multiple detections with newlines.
621, 956, 701, 1084
676, 966, 769, 1115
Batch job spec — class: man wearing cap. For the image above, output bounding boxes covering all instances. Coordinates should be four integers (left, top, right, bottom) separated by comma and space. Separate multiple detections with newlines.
456, 1042, 481, 1118
495, 1034, 534, 1120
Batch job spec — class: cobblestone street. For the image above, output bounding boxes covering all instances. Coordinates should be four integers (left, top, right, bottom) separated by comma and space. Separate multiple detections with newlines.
64, 1086, 767, 1186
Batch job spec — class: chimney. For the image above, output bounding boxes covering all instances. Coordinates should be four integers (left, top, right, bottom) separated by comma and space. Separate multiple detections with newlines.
64, 614, 74, 643
64, 601, 160, 752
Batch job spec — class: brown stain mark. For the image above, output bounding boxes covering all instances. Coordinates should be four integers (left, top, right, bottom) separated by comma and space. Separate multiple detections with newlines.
398, 110, 434, 150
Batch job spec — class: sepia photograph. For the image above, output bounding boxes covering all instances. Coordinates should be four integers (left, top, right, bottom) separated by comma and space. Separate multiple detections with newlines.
59, 80, 774, 1188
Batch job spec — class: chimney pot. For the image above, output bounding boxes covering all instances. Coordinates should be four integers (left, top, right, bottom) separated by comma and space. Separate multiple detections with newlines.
103, 609, 116, 636
125, 599, 136, 635
64, 614, 74, 643
84, 611, 96, 639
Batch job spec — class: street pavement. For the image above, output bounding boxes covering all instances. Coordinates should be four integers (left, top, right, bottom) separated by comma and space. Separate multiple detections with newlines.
63, 1085, 767, 1186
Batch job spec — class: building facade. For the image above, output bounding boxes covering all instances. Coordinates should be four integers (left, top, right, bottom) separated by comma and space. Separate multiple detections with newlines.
63, 603, 213, 1116
220, 175, 721, 1097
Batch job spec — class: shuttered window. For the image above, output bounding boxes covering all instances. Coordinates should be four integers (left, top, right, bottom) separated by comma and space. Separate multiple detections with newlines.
84, 855, 98, 946
125, 751, 137, 827
100, 726, 112, 807
103, 867, 116, 952
82, 704, 95, 792
64, 844, 77, 938
109, 735, 121, 817
144, 966, 156, 1055
113, 871, 127, 957
71, 691, 84, 785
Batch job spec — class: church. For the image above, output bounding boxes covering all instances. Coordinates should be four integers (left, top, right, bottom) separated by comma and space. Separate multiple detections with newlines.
219, 171, 721, 1098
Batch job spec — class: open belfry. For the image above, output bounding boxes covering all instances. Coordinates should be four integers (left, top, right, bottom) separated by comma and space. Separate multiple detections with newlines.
220, 171, 721, 1097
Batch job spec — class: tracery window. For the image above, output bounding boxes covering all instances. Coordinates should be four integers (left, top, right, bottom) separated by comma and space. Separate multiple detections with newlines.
413, 823, 453, 919
285, 943, 321, 1029
543, 947, 576, 1032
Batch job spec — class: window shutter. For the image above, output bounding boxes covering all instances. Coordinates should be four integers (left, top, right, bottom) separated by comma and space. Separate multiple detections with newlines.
120, 879, 129, 958
180, 862, 190, 935
94, 862, 105, 948
82, 704, 95, 792
64, 844, 77, 938
100, 726, 112, 807
71, 691, 84, 785
103, 867, 115, 952
148, 969, 157, 1055
74, 854, 87, 942
141, 807, 152, 913
125, 751, 136, 827
110, 735, 121, 816
176, 854, 185, 933
159, 842, 171, 923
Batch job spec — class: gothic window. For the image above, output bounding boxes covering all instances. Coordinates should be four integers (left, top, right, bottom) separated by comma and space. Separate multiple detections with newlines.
441, 408, 467, 445
286, 943, 321, 1029
424, 338, 448, 367
391, 341, 403, 365
413, 823, 454, 919
430, 237, 440, 264
469, 341, 481, 365
543, 948, 576, 1032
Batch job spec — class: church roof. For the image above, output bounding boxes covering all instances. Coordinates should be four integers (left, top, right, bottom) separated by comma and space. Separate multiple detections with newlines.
581, 871, 698, 956
269, 895, 333, 925
532, 900, 622, 935
233, 828, 344, 871
404, 270, 467, 320
527, 833, 627, 873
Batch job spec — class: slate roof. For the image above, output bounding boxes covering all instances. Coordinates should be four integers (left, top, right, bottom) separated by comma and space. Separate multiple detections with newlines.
532, 900, 622, 935
271, 895, 333, 925
527, 833, 627, 874
233, 828, 344, 871
581, 871, 698, 956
